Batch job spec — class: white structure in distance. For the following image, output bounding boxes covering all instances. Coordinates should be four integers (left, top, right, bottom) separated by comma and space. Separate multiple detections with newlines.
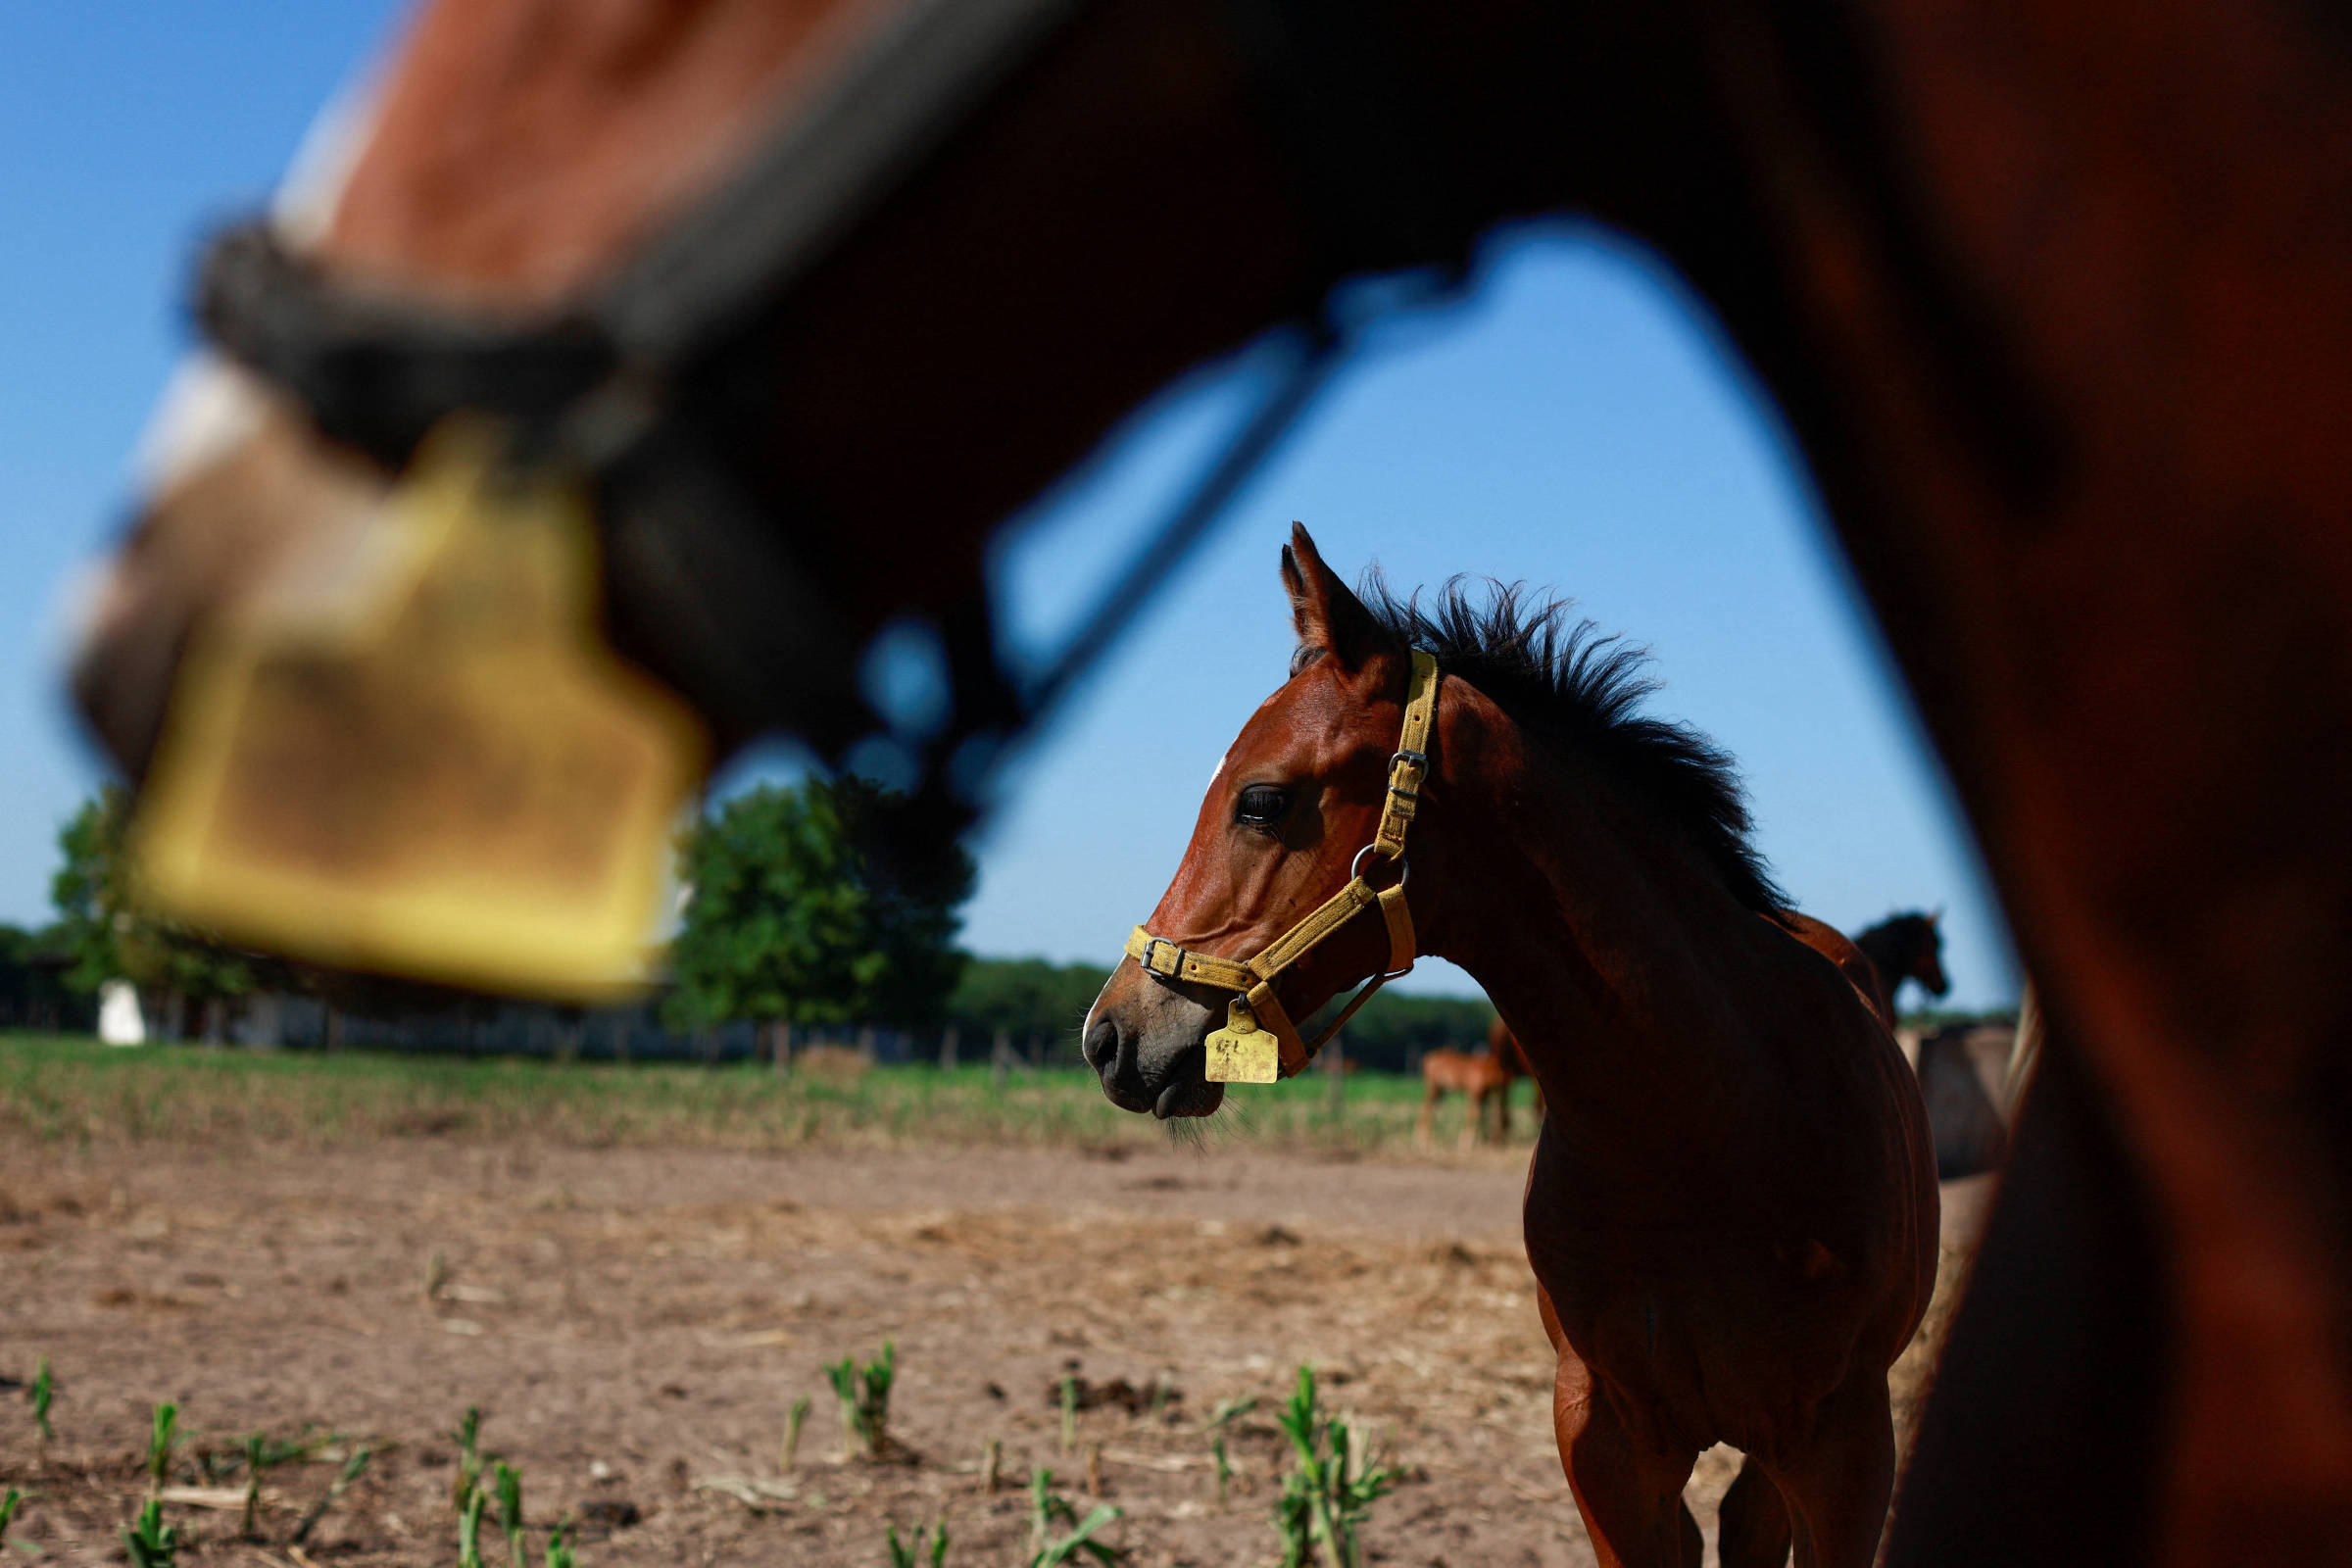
97, 979, 146, 1047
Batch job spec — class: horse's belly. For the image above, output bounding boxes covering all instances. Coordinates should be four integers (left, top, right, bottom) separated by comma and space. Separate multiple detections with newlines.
1532, 1243, 1860, 1447
1523, 1137, 1896, 1450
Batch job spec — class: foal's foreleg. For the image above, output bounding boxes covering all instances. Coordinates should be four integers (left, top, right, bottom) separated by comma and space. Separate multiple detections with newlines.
1417, 1082, 1441, 1149
1716, 1454, 1792, 1568
1772, 1373, 1897, 1568
1548, 1345, 1702, 1568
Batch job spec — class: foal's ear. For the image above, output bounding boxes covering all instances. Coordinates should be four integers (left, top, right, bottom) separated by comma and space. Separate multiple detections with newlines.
1280, 523, 1393, 670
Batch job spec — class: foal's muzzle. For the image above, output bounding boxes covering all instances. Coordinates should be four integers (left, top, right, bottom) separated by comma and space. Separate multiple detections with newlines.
1082, 970, 1226, 1119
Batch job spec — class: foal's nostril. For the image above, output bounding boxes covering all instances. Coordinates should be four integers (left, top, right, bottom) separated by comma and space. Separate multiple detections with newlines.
1082, 1017, 1120, 1073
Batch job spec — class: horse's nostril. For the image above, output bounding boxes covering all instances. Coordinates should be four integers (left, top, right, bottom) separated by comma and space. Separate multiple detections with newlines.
1082, 1017, 1119, 1072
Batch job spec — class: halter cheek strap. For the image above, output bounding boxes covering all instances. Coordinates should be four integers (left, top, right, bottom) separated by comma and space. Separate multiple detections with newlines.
1124, 649, 1439, 1078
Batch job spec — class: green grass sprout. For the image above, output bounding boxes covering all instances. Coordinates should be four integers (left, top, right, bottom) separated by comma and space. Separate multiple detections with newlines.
884, 1518, 950, 1567
144, 1403, 178, 1496
825, 1343, 896, 1461
1271, 1366, 1400, 1568
780, 1393, 810, 1472
449, 1405, 485, 1512
291, 1446, 373, 1545
1026, 1468, 1124, 1567
457, 1485, 488, 1568
239, 1434, 268, 1539
26, 1360, 52, 1452
495, 1462, 527, 1568
122, 1498, 179, 1568
1204, 1395, 1258, 1430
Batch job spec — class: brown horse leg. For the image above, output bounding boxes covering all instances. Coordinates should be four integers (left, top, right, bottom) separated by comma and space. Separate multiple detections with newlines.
1551, 1348, 1702, 1568
1417, 1082, 1441, 1150
1717, 1453, 1792, 1568
1773, 1375, 1897, 1568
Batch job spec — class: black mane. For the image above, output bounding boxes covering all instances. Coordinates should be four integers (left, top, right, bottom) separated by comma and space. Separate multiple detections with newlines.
1350, 571, 1788, 914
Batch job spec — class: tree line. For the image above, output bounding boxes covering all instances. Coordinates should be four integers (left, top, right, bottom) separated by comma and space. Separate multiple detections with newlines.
12, 777, 1496, 1069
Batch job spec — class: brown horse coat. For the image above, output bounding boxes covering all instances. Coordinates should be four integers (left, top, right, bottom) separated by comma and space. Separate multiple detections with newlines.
1088, 530, 1937, 1566
75, 3, 2352, 1556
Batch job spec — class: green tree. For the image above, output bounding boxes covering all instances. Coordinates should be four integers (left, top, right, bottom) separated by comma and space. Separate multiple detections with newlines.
51, 786, 254, 1033
946, 958, 1111, 1046
0, 922, 75, 1027
665, 777, 974, 1039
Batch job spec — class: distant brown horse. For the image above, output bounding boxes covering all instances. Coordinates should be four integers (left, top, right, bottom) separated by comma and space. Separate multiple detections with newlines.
1853, 913, 1950, 1014
1418, 1024, 1523, 1150
1088, 530, 1937, 1567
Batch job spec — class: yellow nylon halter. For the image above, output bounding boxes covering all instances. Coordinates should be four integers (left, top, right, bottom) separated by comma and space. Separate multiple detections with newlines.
1123, 649, 1440, 1079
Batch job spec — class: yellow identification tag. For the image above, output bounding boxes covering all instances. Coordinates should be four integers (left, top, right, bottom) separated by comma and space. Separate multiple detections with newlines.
133, 418, 708, 1001
1204, 1006, 1280, 1084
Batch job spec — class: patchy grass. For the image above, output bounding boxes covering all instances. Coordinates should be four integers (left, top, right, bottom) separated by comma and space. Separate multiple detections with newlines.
0, 1034, 1527, 1156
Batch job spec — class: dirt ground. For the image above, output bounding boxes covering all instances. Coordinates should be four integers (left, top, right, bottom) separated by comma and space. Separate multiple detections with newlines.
0, 1140, 1990, 1567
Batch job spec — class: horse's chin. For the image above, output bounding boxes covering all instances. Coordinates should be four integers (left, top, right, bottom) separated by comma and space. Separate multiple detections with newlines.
1152, 1078, 1225, 1119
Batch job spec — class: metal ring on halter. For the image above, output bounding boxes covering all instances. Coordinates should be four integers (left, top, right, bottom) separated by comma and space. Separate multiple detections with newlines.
1349, 842, 1408, 888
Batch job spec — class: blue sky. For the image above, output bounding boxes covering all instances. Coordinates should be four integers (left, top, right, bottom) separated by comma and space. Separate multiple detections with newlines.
0, 5, 2016, 1009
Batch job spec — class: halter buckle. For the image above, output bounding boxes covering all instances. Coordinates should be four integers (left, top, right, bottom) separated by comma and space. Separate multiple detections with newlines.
1349, 842, 1409, 888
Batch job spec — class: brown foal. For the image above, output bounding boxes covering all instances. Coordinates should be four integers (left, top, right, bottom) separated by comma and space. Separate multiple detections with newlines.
1416, 1044, 1518, 1149
1086, 527, 1937, 1568
1421, 1014, 1546, 1147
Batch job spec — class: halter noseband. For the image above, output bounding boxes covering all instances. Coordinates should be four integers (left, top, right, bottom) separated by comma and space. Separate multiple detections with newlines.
1124, 649, 1439, 1082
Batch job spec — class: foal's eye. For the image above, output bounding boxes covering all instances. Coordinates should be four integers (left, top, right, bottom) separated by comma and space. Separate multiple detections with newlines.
1235, 785, 1290, 828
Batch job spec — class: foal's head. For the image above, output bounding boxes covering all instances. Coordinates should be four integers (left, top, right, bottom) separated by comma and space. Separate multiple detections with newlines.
1083, 525, 1427, 1118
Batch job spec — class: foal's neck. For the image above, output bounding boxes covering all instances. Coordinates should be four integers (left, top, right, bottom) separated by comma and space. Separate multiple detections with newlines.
1424, 694, 1780, 1145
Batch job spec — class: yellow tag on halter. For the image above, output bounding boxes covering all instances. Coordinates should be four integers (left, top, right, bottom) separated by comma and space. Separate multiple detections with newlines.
1204, 1002, 1281, 1084
133, 418, 707, 1001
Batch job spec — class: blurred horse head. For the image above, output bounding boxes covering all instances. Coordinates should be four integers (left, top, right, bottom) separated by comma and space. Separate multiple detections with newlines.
79, 0, 1038, 795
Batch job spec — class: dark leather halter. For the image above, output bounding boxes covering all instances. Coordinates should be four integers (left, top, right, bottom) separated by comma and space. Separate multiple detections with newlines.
186, 0, 1456, 842
201, 0, 1087, 474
